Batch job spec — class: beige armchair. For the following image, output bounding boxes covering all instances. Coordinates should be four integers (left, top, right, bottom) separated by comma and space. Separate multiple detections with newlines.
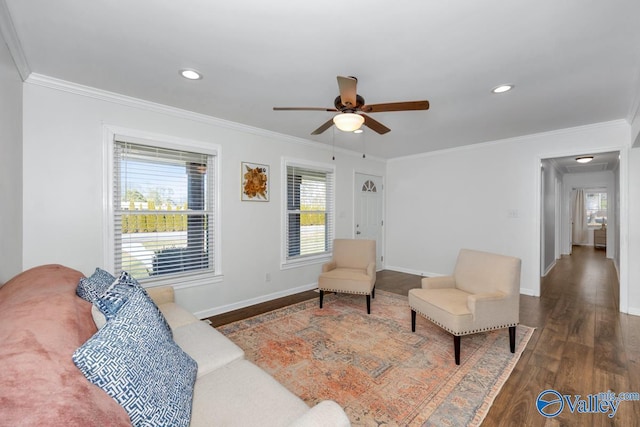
409, 248, 521, 364
318, 239, 376, 314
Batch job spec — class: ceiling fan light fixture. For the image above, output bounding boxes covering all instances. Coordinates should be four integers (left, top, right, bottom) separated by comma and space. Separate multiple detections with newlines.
333, 113, 364, 132
576, 156, 594, 163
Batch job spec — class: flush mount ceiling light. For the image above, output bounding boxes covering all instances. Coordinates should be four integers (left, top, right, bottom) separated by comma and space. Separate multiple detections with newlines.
492, 84, 514, 94
179, 69, 202, 80
333, 113, 364, 132
576, 156, 594, 163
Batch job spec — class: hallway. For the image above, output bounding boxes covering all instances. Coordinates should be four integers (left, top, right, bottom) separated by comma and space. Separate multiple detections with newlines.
483, 245, 640, 425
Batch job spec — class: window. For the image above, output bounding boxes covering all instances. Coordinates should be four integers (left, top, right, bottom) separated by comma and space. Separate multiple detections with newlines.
113, 140, 216, 284
585, 191, 607, 227
284, 160, 335, 265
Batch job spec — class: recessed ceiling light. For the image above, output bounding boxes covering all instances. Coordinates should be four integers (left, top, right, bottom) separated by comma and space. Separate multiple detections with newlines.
576, 156, 594, 163
492, 84, 513, 94
179, 69, 202, 80
353, 129, 364, 134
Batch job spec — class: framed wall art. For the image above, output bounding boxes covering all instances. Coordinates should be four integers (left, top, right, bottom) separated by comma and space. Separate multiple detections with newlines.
241, 162, 269, 201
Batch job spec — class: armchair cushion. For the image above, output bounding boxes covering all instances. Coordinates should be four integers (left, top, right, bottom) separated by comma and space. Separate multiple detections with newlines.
409, 288, 473, 333
452, 249, 520, 296
331, 238, 375, 270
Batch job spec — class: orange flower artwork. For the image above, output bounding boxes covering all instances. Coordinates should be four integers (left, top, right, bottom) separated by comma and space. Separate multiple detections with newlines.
242, 162, 269, 201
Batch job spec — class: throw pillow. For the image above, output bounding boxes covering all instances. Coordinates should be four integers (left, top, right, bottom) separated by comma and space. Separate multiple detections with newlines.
94, 271, 172, 336
76, 268, 115, 303
73, 277, 197, 427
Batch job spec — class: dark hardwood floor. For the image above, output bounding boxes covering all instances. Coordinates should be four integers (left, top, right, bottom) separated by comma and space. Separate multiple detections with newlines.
206, 246, 640, 426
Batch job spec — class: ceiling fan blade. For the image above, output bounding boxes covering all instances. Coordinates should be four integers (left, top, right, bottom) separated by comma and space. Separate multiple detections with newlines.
337, 76, 358, 108
361, 100, 430, 113
362, 114, 391, 134
311, 118, 335, 135
273, 107, 338, 112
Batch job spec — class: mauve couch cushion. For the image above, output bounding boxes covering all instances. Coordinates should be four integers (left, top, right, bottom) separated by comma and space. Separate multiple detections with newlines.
0, 264, 131, 426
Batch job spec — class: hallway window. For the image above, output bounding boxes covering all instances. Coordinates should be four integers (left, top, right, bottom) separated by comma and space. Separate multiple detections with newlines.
585, 191, 607, 226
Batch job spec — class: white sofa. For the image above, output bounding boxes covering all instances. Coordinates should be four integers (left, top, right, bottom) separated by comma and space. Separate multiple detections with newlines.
146, 286, 351, 427
0, 265, 349, 427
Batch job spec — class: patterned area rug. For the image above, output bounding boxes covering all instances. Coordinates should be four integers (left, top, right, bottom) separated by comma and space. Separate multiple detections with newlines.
218, 291, 533, 426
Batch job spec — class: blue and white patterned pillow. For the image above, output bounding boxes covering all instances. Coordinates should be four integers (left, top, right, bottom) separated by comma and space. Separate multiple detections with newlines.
73, 276, 197, 427
94, 271, 172, 336
76, 268, 116, 303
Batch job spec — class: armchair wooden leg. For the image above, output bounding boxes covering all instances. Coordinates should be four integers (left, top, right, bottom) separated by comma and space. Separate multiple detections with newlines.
454, 335, 461, 365
319, 290, 324, 309
509, 326, 516, 353
411, 310, 416, 332
372, 286, 375, 299
366, 294, 371, 314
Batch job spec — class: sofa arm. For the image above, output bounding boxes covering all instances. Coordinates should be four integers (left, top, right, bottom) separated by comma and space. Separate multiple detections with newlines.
322, 261, 337, 273
287, 400, 351, 427
146, 285, 175, 305
467, 291, 511, 321
421, 275, 455, 289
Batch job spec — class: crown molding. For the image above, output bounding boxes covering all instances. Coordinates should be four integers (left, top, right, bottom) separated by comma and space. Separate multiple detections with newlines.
24, 73, 385, 163
0, 0, 30, 80
388, 119, 629, 163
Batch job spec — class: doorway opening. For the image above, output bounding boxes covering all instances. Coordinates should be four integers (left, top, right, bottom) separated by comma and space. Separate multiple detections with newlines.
539, 151, 620, 301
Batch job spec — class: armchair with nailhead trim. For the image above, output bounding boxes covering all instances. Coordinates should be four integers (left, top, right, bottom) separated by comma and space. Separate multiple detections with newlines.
409, 248, 521, 365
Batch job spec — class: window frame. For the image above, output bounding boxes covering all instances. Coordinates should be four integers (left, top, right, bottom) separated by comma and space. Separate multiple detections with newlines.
584, 188, 608, 229
281, 158, 335, 269
103, 125, 222, 289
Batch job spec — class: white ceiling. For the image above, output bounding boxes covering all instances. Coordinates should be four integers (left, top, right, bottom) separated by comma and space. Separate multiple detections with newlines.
548, 151, 620, 174
3, 0, 640, 159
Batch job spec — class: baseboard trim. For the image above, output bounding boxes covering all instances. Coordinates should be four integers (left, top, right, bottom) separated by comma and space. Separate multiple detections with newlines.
519, 287, 538, 297
627, 306, 640, 317
194, 282, 318, 319
384, 265, 442, 278
542, 260, 556, 277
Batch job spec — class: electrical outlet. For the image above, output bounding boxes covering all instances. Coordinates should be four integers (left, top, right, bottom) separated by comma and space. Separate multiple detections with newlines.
265, 272, 271, 282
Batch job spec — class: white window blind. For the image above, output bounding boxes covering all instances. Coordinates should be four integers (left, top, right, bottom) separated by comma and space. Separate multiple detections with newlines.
285, 163, 334, 260
114, 141, 215, 282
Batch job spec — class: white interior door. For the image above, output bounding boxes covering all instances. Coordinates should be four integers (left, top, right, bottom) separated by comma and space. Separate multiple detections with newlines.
354, 173, 384, 270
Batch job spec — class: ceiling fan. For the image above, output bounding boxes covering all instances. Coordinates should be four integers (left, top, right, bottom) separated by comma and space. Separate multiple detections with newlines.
273, 76, 429, 135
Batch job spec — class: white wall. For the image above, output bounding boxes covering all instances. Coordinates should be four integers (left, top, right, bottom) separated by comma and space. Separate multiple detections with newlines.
628, 147, 640, 315
385, 121, 630, 301
21, 78, 385, 317
17, 76, 640, 316
0, 30, 23, 283
541, 159, 560, 275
